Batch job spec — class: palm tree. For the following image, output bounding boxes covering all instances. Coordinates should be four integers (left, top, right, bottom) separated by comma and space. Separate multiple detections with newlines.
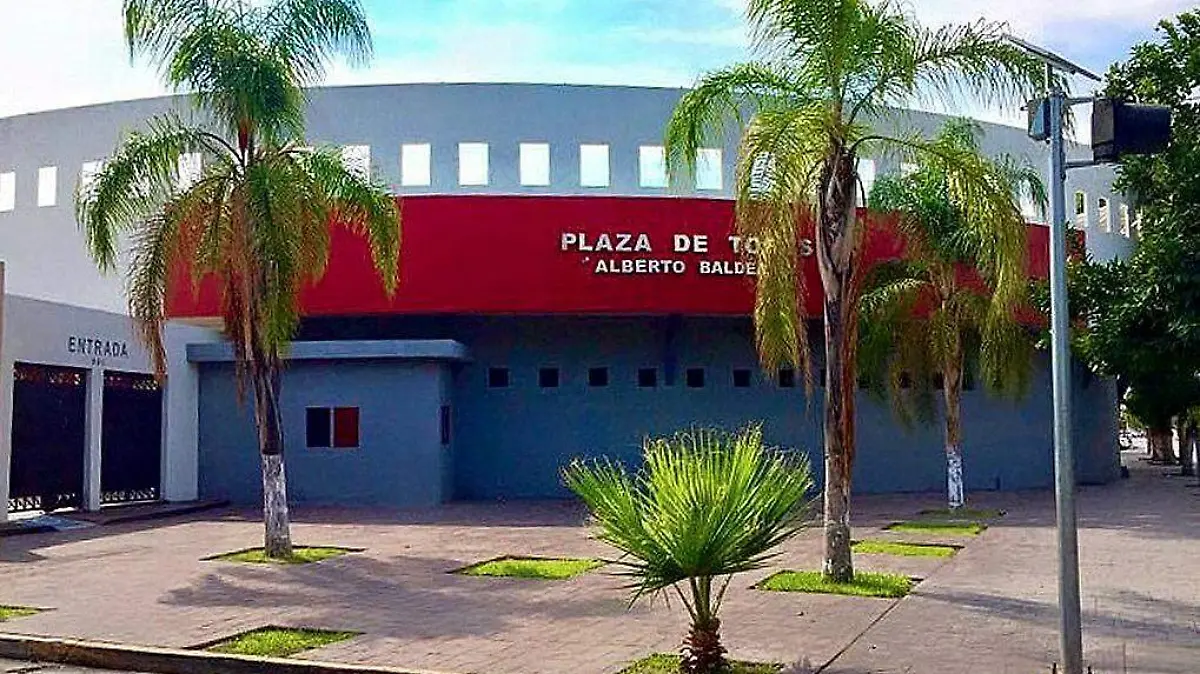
664, 0, 1048, 581
858, 119, 1043, 511
77, 0, 400, 558
563, 426, 812, 674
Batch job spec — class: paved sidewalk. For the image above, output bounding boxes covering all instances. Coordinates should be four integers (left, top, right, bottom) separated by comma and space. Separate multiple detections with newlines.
0, 452, 1196, 674
0, 660, 146, 674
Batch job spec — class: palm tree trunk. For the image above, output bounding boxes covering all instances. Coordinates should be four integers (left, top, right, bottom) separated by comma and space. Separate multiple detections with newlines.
681, 577, 726, 674
815, 149, 859, 583
943, 340, 965, 510
252, 362, 292, 558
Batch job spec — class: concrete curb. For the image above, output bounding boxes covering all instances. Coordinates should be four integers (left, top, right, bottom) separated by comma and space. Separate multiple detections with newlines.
0, 633, 455, 674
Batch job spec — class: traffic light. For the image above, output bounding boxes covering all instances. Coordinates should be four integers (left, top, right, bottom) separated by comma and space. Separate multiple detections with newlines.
1092, 98, 1172, 163
1027, 98, 1051, 142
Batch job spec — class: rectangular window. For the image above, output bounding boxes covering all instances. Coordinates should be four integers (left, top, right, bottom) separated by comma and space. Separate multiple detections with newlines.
1119, 203, 1131, 236
638, 146, 667, 188
686, 368, 705, 388
401, 143, 431, 187
778, 368, 796, 389
580, 144, 610, 187
80, 161, 103, 194
1097, 197, 1111, 232
695, 148, 722, 190
0, 172, 14, 212
749, 153, 775, 194
459, 142, 489, 186
176, 153, 202, 191
520, 142, 551, 186
305, 407, 332, 448
333, 407, 360, 448
539, 367, 560, 388
856, 158, 876, 206
588, 367, 609, 387
440, 405, 451, 445
637, 367, 658, 388
37, 166, 57, 207
733, 368, 752, 388
488, 367, 510, 388
341, 145, 371, 179
1074, 191, 1088, 228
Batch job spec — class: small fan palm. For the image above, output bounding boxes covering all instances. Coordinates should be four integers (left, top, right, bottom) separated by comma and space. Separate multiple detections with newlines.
665, 0, 1050, 581
77, 0, 399, 558
859, 118, 1043, 510
563, 425, 814, 674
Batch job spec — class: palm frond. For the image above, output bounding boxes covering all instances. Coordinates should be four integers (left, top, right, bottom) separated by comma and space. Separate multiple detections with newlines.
262, 0, 373, 83
564, 425, 814, 605
76, 115, 227, 270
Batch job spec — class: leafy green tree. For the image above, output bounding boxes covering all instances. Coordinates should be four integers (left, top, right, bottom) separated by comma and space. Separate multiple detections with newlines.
860, 119, 1042, 510
664, 0, 1046, 581
77, 0, 400, 558
1054, 12, 1200, 467
563, 426, 813, 674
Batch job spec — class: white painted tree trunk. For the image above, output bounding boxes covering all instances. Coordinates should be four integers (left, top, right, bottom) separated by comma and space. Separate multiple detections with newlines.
946, 447, 964, 510
261, 453, 292, 558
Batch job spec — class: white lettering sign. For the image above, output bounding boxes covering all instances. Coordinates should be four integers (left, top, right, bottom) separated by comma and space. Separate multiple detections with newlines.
561, 230, 814, 277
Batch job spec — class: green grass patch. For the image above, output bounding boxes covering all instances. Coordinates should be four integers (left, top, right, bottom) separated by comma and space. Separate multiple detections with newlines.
0, 605, 40, 621
205, 627, 358, 658
619, 654, 780, 674
918, 507, 1005, 520
756, 570, 914, 598
886, 520, 987, 536
206, 546, 359, 565
852, 540, 959, 558
454, 556, 603, 579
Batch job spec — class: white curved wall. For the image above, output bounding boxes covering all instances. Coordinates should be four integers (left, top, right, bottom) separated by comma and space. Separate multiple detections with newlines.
0, 83, 1134, 314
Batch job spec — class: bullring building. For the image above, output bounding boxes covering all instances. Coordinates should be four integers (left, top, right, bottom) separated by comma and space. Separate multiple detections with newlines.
0, 84, 1135, 518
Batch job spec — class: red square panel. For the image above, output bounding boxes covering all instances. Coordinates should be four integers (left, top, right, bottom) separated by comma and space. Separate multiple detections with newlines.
333, 407, 360, 448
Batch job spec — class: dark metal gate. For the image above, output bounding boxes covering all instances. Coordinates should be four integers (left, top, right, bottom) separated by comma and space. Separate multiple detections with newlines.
101, 371, 163, 504
8, 363, 87, 512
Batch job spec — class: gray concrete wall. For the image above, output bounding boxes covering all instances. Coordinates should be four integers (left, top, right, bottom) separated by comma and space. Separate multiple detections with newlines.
291, 316, 1116, 501
0, 84, 1134, 314
197, 358, 452, 508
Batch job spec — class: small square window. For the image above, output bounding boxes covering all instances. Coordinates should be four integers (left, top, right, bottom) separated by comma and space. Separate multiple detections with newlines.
488, 367, 510, 388
778, 368, 796, 389
341, 145, 371, 180
733, 369, 752, 388
306, 407, 332, 448
0, 172, 14, 212
176, 153, 202, 191
580, 144, 610, 187
639, 146, 667, 188
37, 166, 57, 207
520, 143, 551, 186
80, 161, 104, 194
686, 368, 705, 388
856, 158, 876, 206
695, 148, 722, 190
588, 367, 609, 387
459, 142, 489, 186
401, 143, 431, 187
1097, 197, 1111, 233
637, 368, 658, 388
333, 407, 360, 448
539, 367, 560, 388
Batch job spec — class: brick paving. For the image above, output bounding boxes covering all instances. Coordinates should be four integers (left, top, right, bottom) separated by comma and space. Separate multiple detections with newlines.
0, 452, 1195, 674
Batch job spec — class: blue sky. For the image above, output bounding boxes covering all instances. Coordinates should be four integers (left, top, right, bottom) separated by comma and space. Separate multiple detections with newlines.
0, 0, 1194, 124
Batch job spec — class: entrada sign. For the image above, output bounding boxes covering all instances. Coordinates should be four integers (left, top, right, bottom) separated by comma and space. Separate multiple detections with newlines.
560, 231, 815, 276
67, 336, 130, 359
